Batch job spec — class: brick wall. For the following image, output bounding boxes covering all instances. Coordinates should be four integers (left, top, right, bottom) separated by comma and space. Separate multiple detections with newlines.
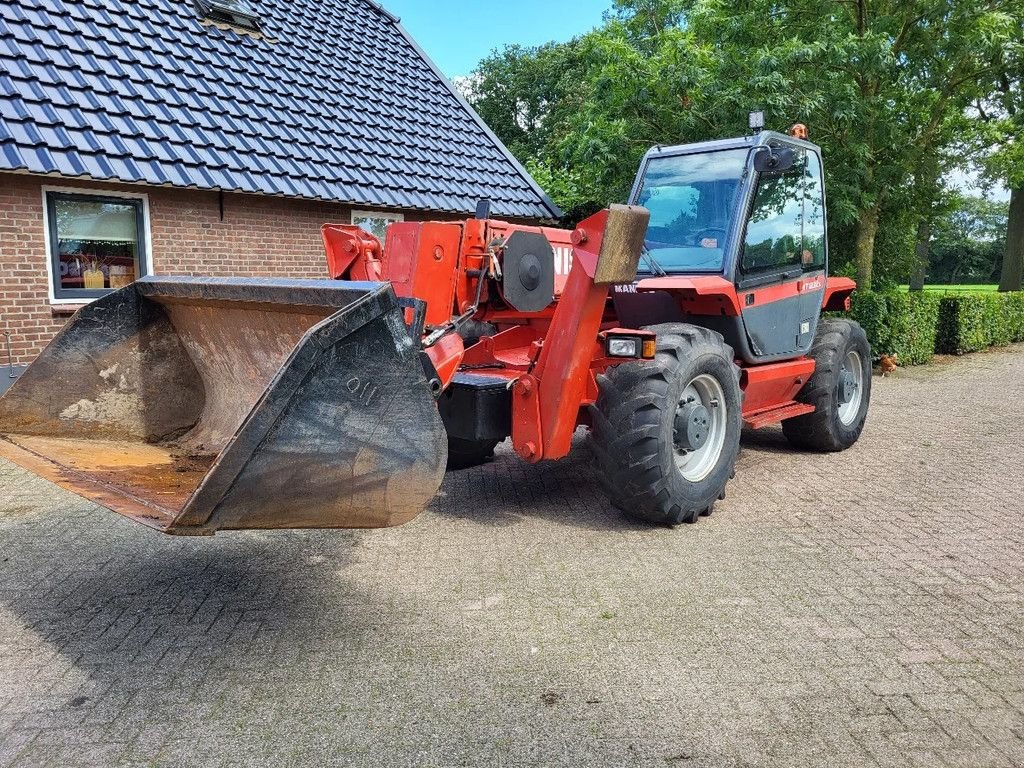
0, 174, 60, 367
149, 185, 356, 279
0, 172, 451, 366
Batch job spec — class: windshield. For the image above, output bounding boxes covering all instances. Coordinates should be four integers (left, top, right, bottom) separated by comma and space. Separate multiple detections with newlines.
634, 148, 748, 273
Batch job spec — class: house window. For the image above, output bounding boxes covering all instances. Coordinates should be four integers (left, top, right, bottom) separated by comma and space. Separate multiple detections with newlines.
45, 191, 148, 301
351, 210, 404, 242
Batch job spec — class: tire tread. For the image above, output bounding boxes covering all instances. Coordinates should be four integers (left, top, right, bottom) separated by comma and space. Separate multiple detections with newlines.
589, 325, 742, 525
782, 318, 871, 451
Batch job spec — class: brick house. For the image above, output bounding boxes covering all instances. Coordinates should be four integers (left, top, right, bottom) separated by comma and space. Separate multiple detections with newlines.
0, 0, 559, 390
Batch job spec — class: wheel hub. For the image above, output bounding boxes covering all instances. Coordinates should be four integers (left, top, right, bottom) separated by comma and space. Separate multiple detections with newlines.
838, 369, 858, 405
518, 254, 542, 291
675, 402, 711, 451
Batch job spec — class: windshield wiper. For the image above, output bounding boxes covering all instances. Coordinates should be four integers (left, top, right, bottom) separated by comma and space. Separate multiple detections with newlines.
640, 245, 668, 277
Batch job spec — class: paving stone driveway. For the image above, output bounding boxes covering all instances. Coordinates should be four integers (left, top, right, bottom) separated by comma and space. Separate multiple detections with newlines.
1, 347, 1023, 768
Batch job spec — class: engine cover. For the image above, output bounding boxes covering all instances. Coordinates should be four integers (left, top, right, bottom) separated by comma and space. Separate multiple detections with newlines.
500, 231, 555, 313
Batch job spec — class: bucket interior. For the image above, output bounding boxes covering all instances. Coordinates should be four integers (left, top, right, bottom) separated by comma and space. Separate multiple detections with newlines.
0, 280, 368, 530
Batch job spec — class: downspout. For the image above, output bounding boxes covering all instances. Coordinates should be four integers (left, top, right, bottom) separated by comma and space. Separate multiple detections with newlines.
3, 329, 17, 384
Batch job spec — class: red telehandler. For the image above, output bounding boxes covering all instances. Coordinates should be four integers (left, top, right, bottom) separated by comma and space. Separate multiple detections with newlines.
0, 127, 870, 535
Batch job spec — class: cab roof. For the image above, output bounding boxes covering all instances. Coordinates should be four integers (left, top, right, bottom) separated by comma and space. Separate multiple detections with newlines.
640, 131, 823, 162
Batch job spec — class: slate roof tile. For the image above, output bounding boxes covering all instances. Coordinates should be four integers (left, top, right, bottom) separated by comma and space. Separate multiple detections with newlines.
0, 0, 558, 218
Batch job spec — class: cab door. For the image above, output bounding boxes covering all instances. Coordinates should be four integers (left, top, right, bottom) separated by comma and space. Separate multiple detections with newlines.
735, 147, 827, 360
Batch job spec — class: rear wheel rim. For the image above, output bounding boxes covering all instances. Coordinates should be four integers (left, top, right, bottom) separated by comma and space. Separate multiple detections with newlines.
837, 350, 864, 426
673, 374, 727, 482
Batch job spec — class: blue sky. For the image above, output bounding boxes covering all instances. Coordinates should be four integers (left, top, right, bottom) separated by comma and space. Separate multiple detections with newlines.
381, 1, 609, 77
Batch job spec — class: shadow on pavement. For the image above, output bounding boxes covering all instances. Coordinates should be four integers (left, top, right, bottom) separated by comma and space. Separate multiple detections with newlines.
0, 519, 389, 698
0, 508, 474, 765
435, 427, 806, 530
434, 439, 643, 532
739, 425, 795, 456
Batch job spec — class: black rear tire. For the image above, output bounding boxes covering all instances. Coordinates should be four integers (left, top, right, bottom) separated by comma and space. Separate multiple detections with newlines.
782, 318, 871, 451
589, 324, 742, 525
446, 436, 501, 470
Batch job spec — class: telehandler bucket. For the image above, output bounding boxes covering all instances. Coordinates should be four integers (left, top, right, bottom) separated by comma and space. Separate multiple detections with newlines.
0, 276, 446, 535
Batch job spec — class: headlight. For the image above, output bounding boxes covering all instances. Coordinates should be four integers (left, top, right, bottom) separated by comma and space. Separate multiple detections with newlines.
607, 338, 639, 357
601, 330, 656, 359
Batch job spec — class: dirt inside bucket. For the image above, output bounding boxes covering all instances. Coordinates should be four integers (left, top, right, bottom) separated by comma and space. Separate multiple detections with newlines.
2, 435, 216, 512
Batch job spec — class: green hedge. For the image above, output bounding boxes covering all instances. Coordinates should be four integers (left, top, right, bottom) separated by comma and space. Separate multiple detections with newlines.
935, 293, 1024, 354
849, 291, 941, 365
847, 290, 1024, 363
1008, 293, 1024, 342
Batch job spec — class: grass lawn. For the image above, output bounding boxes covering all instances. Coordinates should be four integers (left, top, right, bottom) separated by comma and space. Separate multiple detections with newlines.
900, 284, 999, 293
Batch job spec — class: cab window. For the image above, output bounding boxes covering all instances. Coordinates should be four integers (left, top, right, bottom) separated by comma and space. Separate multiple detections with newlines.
801, 152, 826, 270
741, 148, 826, 275
741, 157, 806, 273
635, 148, 748, 272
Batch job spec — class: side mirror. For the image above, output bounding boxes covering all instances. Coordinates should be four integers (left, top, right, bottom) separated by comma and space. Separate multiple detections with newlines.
753, 146, 797, 174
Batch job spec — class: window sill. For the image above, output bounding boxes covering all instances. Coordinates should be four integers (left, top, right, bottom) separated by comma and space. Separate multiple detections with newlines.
50, 303, 89, 316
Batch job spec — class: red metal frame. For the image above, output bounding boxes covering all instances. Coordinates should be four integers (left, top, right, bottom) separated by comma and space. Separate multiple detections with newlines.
740, 358, 817, 428
635, 275, 742, 315
822, 276, 856, 311
321, 210, 858, 459
511, 210, 616, 461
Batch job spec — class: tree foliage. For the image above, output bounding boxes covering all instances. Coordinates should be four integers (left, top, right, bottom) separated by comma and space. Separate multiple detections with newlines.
967, 5, 1024, 290
468, 0, 1023, 288
927, 195, 1009, 283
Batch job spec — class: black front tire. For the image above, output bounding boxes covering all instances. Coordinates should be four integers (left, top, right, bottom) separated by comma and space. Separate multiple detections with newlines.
782, 318, 871, 451
589, 324, 743, 525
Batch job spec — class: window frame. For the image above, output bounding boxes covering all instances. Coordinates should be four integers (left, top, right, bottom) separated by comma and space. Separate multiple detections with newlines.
350, 209, 405, 242
196, 0, 263, 32
42, 187, 152, 304
631, 146, 750, 275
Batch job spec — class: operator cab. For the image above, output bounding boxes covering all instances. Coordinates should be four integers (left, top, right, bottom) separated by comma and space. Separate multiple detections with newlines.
615, 127, 828, 364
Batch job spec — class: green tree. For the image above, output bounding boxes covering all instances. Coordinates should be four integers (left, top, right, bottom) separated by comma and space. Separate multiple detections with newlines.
465, 42, 588, 175
468, 2, 716, 215
686, 0, 1012, 289
468, 0, 1016, 289
970, 8, 1024, 290
928, 195, 1008, 283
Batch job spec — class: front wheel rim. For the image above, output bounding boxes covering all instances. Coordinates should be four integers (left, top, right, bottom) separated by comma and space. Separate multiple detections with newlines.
673, 374, 728, 482
837, 350, 864, 426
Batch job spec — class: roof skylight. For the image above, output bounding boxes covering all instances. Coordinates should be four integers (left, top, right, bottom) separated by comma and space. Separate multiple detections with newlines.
196, 0, 262, 32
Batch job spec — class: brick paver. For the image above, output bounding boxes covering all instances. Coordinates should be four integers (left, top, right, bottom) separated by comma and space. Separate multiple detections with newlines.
1, 347, 1023, 767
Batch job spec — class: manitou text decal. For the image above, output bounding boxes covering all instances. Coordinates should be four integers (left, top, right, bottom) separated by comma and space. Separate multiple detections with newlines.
553, 246, 573, 275
800, 277, 824, 293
